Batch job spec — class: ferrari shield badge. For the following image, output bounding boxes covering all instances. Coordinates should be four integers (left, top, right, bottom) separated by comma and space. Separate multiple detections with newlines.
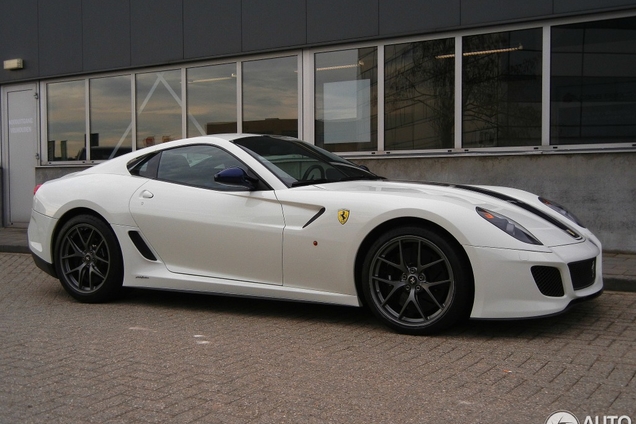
338, 209, 350, 225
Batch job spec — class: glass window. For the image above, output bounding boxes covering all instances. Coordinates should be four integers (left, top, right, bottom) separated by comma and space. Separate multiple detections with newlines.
385, 39, 455, 150
46, 80, 85, 161
551, 17, 636, 145
128, 152, 161, 179
462, 29, 542, 148
242, 56, 298, 137
136, 70, 182, 148
88, 75, 132, 160
235, 135, 380, 187
187, 64, 237, 137
155, 145, 246, 190
315, 48, 378, 152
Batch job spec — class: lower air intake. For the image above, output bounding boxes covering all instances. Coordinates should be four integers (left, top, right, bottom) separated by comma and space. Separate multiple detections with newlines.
531, 266, 565, 297
569, 258, 596, 290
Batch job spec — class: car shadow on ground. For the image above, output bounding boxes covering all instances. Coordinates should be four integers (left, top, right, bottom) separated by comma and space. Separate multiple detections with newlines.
119, 286, 379, 327
39, 280, 606, 339
116, 286, 604, 339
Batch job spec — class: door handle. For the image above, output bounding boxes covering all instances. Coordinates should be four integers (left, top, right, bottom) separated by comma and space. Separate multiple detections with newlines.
141, 190, 154, 199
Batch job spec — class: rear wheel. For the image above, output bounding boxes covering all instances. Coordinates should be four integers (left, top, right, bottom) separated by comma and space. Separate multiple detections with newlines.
361, 226, 473, 335
54, 215, 124, 303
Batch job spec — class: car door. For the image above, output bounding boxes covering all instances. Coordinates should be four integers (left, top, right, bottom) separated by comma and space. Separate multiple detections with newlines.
129, 144, 284, 285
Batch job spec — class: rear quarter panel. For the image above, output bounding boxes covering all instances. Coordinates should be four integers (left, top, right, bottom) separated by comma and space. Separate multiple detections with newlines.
34, 174, 148, 227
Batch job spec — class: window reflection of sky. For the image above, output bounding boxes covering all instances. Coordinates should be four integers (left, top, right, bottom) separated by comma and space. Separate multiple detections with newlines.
187, 64, 237, 136
243, 56, 298, 122
136, 70, 182, 147
46, 57, 301, 160
90, 75, 132, 151
47, 80, 85, 161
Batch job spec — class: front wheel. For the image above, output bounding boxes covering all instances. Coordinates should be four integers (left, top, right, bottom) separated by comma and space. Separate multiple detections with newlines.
54, 214, 124, 303
361, 226, 473, 335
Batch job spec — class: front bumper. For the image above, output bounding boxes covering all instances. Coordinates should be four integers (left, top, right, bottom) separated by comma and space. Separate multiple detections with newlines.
466, 239, 603, 319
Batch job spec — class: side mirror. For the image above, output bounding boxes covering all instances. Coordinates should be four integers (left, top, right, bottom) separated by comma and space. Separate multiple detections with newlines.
214, 167, 259, 190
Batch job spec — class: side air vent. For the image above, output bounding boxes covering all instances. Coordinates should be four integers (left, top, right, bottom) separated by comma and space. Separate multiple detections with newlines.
128, 231, 157, 261
303, 207, 326, 228
531, 266, 565, 297
569, 258, 596, 290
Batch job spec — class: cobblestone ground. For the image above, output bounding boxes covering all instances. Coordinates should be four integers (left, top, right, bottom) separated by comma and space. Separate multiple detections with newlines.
1, 252, 635, 424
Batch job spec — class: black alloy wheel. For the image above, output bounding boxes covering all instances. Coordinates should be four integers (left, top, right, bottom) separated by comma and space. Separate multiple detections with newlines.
54, 214, 124, 303
361, 226, 473, 335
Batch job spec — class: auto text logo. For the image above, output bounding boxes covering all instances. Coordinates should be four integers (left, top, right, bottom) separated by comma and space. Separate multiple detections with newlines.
546, 411, 633, 424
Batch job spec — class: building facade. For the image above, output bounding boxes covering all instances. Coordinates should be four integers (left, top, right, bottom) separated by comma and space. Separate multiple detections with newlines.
1, 0, 635, 252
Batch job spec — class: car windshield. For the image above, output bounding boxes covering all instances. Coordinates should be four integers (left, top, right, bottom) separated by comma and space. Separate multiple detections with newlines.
233, 135, 384, 187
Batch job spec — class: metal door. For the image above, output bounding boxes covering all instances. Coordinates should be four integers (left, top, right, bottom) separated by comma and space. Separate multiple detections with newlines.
2, 84, 38, 226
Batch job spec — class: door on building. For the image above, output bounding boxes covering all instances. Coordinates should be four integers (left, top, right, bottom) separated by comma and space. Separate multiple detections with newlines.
1, 83, 38, 227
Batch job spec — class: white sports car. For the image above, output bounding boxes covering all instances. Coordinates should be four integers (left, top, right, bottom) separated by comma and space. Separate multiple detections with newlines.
28, 134, 603, 334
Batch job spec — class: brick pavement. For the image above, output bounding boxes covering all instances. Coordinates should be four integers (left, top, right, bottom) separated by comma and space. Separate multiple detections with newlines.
0, 252, 635, 424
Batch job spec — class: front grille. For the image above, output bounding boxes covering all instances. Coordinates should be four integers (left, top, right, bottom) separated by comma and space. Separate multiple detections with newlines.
531, 266, 565, 297
569, 258, 596, 290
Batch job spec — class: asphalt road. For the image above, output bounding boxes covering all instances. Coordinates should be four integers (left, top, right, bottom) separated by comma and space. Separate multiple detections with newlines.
1, 252, 635, 424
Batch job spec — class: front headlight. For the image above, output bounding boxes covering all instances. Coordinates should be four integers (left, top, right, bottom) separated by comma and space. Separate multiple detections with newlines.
476, 207, 542, 245
539, 197, 585, 228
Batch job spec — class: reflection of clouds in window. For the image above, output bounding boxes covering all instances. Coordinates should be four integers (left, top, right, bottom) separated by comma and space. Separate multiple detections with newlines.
187, 64, 237, 136
47, 80, 86, 161
243, 56, 298, 122
136, 70, 182, 148
90, 75, 132, 159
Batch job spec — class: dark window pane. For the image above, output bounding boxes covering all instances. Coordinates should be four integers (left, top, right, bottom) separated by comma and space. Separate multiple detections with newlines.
463, 29, 542, 148
385, 39, 454, 150
187, 64, 237, 136
551, 17, 636, 145
315, 48, 377, 152
242, 56, 298, 137
47, 80, 85, 161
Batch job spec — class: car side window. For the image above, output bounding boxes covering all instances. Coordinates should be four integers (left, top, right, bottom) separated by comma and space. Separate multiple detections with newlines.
154, 145, 251, 191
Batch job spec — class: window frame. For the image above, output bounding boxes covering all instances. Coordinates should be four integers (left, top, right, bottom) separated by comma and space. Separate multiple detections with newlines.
38, 11, 636, 166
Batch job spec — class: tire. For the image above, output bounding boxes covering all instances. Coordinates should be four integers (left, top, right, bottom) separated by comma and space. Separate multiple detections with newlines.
361, 226, 473, 335
54, 214, 124, 303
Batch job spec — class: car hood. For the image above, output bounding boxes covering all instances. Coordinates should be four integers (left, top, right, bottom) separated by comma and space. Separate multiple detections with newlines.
299, 179, 590, 249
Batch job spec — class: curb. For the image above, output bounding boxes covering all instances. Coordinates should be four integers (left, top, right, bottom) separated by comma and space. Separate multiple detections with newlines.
603, 276, 636, 293
0, 245, 30, 254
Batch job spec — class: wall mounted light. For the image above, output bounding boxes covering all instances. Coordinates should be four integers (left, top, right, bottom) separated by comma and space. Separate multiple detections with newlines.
435, 45, 524, 60
3, 58, 24, 70
317, 60, 364, 72
189, 73, 237, 84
